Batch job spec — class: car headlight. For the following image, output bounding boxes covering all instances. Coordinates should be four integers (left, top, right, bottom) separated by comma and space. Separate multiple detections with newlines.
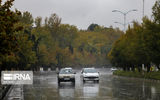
83, 74, 88, 77
59, 75, 64, 78
95, 74, 99, 77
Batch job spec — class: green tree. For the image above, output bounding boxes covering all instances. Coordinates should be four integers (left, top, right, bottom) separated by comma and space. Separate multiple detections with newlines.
56, 24, 78, 53
35, 17, 42, 28
142, 17, 160, 70
19, 11, 33, 25
16, 33, 37, 70
87, 23, 99, 31
152, 0, 160, 24
0, 0, 22, 70
47, 13, 61, 38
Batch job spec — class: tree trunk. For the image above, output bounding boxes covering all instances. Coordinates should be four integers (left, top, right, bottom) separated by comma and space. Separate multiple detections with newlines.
127, 67, 130, 71
131, 65, 135, 72
147, 64, 151, 72
138, 66, 142, 72
123, 67, 126, 71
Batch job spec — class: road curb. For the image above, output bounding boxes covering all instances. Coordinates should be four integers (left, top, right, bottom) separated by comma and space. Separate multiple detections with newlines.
3, 85, 24, 100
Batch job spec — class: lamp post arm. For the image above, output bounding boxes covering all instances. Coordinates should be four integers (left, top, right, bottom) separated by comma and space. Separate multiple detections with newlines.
126, 9, 137, 15
112, 10, 125, 15
114, 22, 124, 26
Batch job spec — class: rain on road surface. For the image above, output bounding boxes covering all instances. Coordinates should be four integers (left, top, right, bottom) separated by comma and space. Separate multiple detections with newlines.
23, 68, 160, 100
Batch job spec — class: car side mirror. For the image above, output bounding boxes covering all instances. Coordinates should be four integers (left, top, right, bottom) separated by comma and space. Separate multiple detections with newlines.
74, 72, 76, 74
57, 72, 59, 74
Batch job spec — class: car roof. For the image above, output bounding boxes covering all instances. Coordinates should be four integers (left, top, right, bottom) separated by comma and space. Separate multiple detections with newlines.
83, 67, 95, 69
83, 68, 95, 70
60, 68, 72, 70
64, 67, 72, 69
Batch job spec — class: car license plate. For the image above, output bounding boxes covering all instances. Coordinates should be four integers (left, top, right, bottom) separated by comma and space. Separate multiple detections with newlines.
64, 78, 70, 80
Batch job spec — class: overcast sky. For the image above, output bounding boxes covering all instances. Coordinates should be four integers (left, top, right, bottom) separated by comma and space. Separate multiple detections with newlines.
13, 0, 157, 30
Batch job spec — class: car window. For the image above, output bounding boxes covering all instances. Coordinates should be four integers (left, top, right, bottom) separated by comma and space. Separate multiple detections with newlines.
83, 68, 97, 73
59, 69, 73, 74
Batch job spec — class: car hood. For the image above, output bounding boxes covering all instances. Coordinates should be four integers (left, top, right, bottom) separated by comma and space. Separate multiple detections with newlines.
83, 73, 99, 77
59, 74, 75, 77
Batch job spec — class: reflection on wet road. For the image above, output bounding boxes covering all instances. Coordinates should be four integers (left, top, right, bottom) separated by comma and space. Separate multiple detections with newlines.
23, 68, 160, 100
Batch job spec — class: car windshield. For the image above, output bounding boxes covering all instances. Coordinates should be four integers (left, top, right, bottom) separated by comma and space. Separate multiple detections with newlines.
59, 69, 73, 74
83, 68, 97, 73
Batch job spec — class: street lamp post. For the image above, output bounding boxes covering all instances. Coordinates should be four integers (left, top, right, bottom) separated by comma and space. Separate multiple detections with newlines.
143, 0, 145, 18
112, 9, 137, 31
114, 21, 134, 32
114, 21, 125, 31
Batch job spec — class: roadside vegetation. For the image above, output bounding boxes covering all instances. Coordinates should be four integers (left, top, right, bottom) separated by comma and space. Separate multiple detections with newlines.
113, 70, 160, 80
108, 0, 160, 79
0, 0, 123, 71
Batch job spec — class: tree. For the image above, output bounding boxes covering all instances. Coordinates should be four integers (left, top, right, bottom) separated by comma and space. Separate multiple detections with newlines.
151, 0, 160, 69
108, 16, 160, 72
152, 0, 160, 24
16, 33, 37, 70
35, 17, 42, 28
47, 13, 61, 38
56, 24, 78, 53
87, 23, 99, 31
142, 17, 160, 70
0, 0, 22, 70
31, 24, 57, 70
19, 11, 33, 25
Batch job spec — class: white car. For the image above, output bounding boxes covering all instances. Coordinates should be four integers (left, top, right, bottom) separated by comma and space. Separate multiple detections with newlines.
111, 68, 118, 72
81, 68, 99, 83
57, 68, 76, 85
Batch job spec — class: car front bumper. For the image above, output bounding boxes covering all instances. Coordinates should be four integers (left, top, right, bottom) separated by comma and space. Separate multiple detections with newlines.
83, 77, 99, 81
58, 77, 75, 82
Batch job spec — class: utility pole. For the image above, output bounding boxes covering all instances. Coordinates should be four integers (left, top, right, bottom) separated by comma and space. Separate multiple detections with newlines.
143, 0, 145, 18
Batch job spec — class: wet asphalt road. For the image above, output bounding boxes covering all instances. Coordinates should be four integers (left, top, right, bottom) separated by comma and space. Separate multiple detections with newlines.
23, 68, 160, 100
